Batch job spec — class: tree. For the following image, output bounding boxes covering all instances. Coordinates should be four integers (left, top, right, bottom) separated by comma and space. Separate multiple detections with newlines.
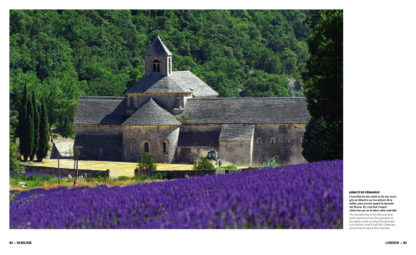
26, 91, 35, 161
19, 84, 35, 161
10, 10, 314, 138
240, 70, 290, 97
302, 10, 343, 161
31, 91, 40, 161
18, 84, 28, 159
36, 99, 49, 161
193, 157, 215, 170
138, 152, 157, 171
281, 48, 298, 75
10, 111, 24, 174
10, 138, 23, 174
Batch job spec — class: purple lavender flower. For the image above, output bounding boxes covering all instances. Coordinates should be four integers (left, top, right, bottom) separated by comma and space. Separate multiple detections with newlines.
10, 160, 343, 229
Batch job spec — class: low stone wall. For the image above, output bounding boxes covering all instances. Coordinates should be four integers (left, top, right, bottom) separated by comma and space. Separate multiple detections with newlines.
135, 169, 216, 180
23, 165, 110, 178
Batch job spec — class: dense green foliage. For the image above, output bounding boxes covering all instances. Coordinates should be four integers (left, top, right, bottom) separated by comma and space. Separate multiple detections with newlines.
17, 85, 50, 161
17, 84, 30, 160
26, 87, 34, 160
263, 158, 278, 168
10, 173, 167, 190
31, 92, 39, 160
193, 157, 215, 170
10, 10, 312, 137
36, 100, 50, 160
10, 111, 24, 174
216, 165, 239, 172
138, 152, 157, 171
302, 11, 343, 161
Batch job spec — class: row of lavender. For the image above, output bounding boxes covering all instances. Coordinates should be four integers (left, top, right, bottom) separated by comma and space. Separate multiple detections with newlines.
10, 160, 343, 229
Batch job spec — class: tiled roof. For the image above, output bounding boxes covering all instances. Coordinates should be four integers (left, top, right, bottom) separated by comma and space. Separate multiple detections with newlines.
180, 97, 310, 124
126, 74, 187, 93
219, 124, 255, 142
145, 35, 172, 56
122, 98, 181, 126
74, 135, 122, 148
73, 96, 128, 125
177, 130, 220, 147
126, 71, 219, 97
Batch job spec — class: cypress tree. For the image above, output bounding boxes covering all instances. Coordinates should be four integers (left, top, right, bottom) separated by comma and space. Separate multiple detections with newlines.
36, 100, 50, 161
18, 84, 29, 160
26, 91, 35, 161
31, 92, 40, 161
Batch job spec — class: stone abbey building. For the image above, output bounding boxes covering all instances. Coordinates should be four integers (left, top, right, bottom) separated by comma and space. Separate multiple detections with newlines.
74, 36, 310, 166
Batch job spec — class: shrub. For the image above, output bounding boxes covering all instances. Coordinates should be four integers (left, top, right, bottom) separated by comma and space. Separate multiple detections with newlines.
22, 175, 38, 181
10, 139, 24, 174
131, 175, 151, 182
86, 177, 95, 183
117, 176, 129, 181
193, 157, 215, 170
95, 172, 109, 181
138, 153, 157, 171
223, 165, 238, 171
152, 172, 167, 180
263, 158, 278, 168
95, 172, 107, 182
246, 166, 262, 170
40, 175, 53, 181
215, 165, 239, 172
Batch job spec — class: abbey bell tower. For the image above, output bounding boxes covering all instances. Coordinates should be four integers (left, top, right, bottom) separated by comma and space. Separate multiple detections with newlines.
145, 35, 172, 76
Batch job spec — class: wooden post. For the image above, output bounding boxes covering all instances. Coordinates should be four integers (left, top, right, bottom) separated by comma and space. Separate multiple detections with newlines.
76, 147, 79, 180
58, 155, 61, 184
73, 151, 76, 170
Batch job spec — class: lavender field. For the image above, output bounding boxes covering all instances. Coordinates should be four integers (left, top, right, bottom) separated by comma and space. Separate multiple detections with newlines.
10, 160, 343, 229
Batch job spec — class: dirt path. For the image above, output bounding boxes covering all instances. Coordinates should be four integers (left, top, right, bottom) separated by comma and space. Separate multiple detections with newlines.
22, 160, 194, 177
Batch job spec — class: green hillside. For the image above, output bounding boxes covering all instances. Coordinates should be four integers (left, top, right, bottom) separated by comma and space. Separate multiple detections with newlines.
10, 10, 313, 137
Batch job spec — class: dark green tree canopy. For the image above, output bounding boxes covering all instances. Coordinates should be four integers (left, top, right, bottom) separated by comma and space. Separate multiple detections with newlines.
36, 99, 50, 161
302, 10, 343, 161
10, 10, 313, 137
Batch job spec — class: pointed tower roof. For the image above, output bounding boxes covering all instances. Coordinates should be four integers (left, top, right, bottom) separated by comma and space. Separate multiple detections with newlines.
122, 98, 180, 126
145, 35, 172, 56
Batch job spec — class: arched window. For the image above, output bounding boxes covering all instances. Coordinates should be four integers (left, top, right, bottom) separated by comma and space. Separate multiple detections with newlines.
163, 141, 168, 153
269, 136, 276, 144
152, 59, 160, 73
256, 137, 262, 144
144, 142, 149, 153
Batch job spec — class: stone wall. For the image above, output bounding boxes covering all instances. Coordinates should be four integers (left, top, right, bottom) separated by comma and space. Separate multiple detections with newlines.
24, 165, 110, 178
135, 169, 216, 180
252, 124, 306, 165
145, 55, 171, 76
219, 140, 253, 166
74, 125, 122, 135
78, 147, 123, 161
73, 122, 307, 166
175, 124, 221, 163
175, 146, 216, 163
74, 125, 123, 161
122, 125, 180, 162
